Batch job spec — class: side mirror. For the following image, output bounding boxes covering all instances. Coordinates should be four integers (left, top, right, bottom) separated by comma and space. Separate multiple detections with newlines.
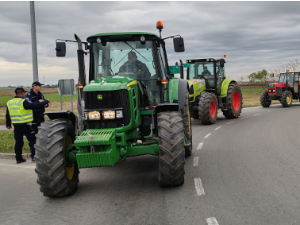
220, 59, 225, 67
55, 42, 66, 57
173, 37, 185, 52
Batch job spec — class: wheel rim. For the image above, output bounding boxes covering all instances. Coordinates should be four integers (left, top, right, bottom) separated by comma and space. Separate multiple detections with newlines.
66, 163, 75, 180
65, 135, 74, 180
232, 91, 241, 110
286, 95, 292, 104
210, 100, 216, 118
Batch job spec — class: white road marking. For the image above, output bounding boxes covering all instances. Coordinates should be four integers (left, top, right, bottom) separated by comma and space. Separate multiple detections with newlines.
193, 157, 199, 167
215, 126, 222, 130
204, 133, 211, 139
197, 143, 203, 150
253, 114, 260, 116
194, 178, 205, 196
0, 163, 35, 169
226, 121, 234, 124
206, 217, 219, 225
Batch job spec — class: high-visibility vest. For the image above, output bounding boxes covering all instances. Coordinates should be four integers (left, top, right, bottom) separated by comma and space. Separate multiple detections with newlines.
7, 98, 33, 124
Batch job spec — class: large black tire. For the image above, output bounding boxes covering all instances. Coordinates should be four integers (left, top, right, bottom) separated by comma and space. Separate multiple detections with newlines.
181, 90, 193, 157
157, 111, 185, 187
260, 91, 271, 107
281, 90, 292, 107
34, 118, 79, 197
198, 92, 218, 125
223, 83, 243, 119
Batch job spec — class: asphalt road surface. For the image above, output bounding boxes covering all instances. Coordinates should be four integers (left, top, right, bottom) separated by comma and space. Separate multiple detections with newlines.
1, 103, 300, 225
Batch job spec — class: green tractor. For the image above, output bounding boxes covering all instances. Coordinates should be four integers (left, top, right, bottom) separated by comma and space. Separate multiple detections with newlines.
171, 55, 243, 124
34, 21, 193, 197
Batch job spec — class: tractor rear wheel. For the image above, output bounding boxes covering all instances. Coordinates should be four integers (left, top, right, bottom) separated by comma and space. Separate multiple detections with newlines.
181, 90, 193, 157
260, 91, 271, 107
281, 90, 292, 107
158, 111, 185, 187
223, 83, 243, 119
198, 92, 218, 125
34, 118, 79, 197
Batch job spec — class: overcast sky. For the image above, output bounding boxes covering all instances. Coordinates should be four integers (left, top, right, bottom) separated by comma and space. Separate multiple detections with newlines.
1, 1, 300, 86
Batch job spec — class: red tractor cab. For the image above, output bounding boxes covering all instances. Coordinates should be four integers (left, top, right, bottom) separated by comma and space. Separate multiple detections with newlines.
260, 71, 300, 107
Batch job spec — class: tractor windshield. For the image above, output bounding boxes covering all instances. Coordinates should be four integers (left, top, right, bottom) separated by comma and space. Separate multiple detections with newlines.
93, 41, 160, 80
189, 62, 214, 79
279, 73, 294, 86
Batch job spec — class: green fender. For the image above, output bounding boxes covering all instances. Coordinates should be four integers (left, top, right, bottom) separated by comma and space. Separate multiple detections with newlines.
220, 78, 236, 98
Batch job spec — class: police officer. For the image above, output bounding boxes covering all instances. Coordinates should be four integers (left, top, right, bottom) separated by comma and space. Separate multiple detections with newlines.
25, 81, 49, 134
6, 87, 49, 164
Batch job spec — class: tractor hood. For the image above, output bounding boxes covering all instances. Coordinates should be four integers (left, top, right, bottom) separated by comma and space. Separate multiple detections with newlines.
83, 76, 136, 92
268, 83, 288, 88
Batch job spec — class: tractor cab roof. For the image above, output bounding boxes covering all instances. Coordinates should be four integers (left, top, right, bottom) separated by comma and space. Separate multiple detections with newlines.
186, 58, 223, 63
87, 32, 159, 43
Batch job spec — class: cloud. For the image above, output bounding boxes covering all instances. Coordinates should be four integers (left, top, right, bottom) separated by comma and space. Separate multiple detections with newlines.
1, 1, 300, 86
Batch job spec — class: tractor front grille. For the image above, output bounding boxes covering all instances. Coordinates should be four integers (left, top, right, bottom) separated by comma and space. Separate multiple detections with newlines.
84, 90, 131, 129
276, 87, 282, 96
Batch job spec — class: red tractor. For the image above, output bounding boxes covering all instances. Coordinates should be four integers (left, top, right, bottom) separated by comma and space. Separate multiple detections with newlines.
260, 71, 300, 107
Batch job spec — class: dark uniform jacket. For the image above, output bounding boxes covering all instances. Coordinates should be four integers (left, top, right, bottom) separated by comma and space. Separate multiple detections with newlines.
25, 89, 48, 124
6, 96, 49, 127
119, 60, 151, 79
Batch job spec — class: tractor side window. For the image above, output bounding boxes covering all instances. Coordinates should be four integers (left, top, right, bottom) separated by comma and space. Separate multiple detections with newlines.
295, 73, 299, 82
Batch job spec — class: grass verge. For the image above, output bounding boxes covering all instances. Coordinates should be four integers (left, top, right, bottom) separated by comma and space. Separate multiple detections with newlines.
0, 130, 30, 154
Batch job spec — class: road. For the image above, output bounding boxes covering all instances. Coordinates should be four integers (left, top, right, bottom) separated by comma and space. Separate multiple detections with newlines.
1, 103, 300, 225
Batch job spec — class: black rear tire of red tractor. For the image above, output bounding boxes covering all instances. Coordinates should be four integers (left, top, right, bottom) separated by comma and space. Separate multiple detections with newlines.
260, 91, 271, 107
223, 83, 243, 119
157, 111, 185, 187
198, 92, 218, 125
281, 90, 292, 107
34, 118, 79, 197
181, 90, 193, 157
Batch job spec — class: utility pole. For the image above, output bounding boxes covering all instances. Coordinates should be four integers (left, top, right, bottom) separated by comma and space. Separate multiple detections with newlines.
30, 1, 39, 82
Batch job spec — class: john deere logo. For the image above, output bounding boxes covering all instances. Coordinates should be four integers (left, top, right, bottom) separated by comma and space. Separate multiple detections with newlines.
97, 94, 102, 100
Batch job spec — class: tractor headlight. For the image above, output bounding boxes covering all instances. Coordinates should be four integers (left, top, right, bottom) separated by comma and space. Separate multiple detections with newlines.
103, 110, 115, 119
88, 111, 100, 120
116, 110, 123, 118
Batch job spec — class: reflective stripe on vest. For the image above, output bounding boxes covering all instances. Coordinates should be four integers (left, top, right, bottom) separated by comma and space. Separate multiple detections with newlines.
7, 98, 33, 124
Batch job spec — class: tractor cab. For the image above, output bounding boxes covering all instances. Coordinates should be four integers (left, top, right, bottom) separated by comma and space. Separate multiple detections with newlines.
186, 58, 226, 92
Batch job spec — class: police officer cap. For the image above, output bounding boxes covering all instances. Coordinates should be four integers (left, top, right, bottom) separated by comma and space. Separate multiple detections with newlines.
32, 81, 44, 87
14, 87, 28, 93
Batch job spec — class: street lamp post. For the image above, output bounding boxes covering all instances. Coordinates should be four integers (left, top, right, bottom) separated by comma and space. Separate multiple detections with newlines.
30, 1, 39, 82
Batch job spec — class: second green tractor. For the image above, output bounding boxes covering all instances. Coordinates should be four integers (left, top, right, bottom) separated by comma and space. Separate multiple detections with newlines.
171, 55, 243, 125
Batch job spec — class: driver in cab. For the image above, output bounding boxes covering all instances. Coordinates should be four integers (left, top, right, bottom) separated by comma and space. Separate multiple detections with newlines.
201, 66, 212, 76
118, 51, 151, 79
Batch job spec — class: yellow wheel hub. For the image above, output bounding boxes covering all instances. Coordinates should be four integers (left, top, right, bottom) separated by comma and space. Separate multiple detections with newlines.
286, 95, 292, 104
66, 163, 75, 180
65, 135, 74, 180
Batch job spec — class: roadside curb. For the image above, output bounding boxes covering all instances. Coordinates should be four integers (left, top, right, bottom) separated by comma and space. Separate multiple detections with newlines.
0, 153, 31, 160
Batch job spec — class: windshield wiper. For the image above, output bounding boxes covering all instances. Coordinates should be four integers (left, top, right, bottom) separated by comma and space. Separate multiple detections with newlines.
123, 41, 149, 62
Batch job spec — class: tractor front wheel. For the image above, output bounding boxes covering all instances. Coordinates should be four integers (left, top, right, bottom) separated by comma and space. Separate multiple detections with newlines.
198, 92, 218, 125
260, 91, 271, 107
223, 83, 243, 119
157, 111, 185, 187
281, 90, 292, 107
181, 90, 193, 157
34, 118, 79, 197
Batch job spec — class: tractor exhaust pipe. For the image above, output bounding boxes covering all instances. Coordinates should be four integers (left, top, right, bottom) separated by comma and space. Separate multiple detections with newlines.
180, 59, 184, 79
